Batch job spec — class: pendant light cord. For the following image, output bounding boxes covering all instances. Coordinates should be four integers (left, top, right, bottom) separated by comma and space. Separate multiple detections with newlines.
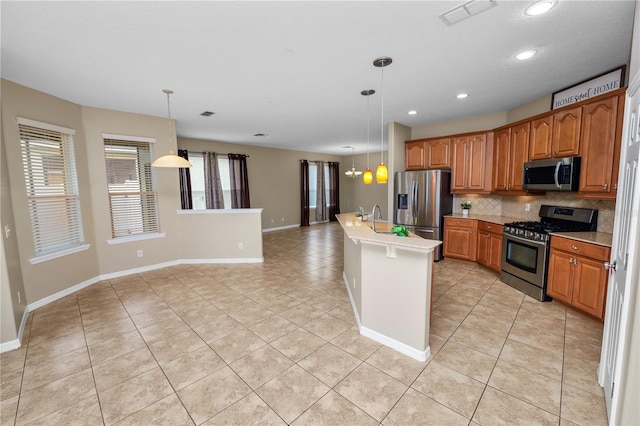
380, 65, 384, 163
366, 94, 370, 168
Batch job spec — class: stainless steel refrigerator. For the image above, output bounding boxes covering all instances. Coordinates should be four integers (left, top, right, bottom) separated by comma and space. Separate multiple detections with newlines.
394, 170, 453, 261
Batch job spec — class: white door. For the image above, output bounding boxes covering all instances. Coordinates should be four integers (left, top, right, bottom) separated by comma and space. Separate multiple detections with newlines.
599, 77, 640, 422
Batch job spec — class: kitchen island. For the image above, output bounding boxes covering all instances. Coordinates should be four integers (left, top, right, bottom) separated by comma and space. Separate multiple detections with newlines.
336, 213, 441, 361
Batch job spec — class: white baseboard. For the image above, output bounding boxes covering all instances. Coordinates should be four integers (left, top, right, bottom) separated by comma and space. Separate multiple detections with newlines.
0, 308, 30, 353
180, 257, 264, 264
342, 271, 430, 362
262, 224, 300, 233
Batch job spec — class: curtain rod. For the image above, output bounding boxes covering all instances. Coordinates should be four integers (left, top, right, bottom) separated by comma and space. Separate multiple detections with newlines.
186, 150, 250, 158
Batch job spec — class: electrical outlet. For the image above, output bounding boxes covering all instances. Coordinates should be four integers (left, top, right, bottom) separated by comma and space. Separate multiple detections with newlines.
238, 242, 243, 249
137, 249, 143, 257
281, 217, 285, 222
271, 218, 274, 223
17, 291, 21, 304
525, 203, 531, 212
4, 225, 11, 238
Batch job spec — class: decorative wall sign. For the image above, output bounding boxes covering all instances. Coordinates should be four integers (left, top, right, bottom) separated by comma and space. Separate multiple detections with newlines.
551, 66, 625, 110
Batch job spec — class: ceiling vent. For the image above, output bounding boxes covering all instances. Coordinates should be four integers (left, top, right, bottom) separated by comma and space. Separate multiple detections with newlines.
200, 111, 215, 117
440, 0, 497, 26
254, 133, 268, 137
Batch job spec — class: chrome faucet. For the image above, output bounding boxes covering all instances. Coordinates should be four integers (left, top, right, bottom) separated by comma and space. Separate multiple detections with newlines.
371, 204, 383, 232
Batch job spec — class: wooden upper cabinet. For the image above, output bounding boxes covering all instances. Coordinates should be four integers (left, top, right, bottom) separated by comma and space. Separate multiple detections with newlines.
492, 122, 529, 192
426, 138, 451, 168
405, 137, 451, 170
493, 128, 511, 191
451, 133, 491, 193
529, 115, 553, 160
529, 106, 582, 160
405, 140, 427, 170
552, 106, 582, 157
578, 95, 623, 199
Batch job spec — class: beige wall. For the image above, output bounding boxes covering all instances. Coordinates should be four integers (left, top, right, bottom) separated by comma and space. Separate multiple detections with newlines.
410, 111, 507, 140
506, 94, 553, 123
1, 80, 100, 303
81, 106, 182, 275
177, 137, 345, 229
0, 123, 27, 345
341, 152, 388, 217
177, 210, 263, 260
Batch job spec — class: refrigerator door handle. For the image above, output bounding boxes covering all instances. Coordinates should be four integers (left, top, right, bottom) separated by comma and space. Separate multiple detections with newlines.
412, 180, 419, 218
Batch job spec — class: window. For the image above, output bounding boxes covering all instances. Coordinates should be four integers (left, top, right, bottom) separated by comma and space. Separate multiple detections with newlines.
103, 137, 159, 238
188, 152, 232, 209
18, 118, 85, 256
308, 162, 330, 209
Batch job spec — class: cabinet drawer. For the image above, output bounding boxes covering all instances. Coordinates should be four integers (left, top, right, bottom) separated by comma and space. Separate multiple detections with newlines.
478, 221, 503, 235
551, 237, 610, 261
445, 217, 475, 229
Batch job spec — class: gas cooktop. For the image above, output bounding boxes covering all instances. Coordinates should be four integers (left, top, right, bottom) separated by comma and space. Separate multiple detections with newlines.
503, 205, 598, 241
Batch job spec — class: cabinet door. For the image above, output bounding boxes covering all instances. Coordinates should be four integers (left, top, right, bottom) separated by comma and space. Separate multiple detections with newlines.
444, 226, 476, 261
573, 256, 607, 319
493, 128, 510, 191
467, 133, 487, 191
578, 96, 618, 196
405, 140, 426, 170
488, 233, 503, 272
451, 137, 469, 191
427, 138, 451, 168
547, 248, 574, 304
509, 122, 530, 191
552, 106, 582, 157
477, 231, 490, 267
529, 115, 553, 160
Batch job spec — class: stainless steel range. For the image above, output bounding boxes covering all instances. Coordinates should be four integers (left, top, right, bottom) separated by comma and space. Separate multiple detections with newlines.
500, 205, 598, 301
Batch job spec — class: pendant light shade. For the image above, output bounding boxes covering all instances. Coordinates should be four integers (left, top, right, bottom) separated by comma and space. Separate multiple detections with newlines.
361, 89, 375, 185
152, 89, 192, 168
374, 57, 392, 184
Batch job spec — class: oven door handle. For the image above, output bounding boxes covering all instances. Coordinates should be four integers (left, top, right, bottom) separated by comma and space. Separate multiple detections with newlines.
554, 161, 562, 189
504, 232, 548, 249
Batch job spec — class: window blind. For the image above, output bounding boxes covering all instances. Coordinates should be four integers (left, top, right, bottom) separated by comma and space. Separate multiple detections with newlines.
19, 123, 85, 255
104, 139, 159, 238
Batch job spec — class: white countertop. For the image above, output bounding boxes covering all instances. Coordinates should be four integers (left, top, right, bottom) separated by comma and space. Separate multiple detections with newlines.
336, 213, 441, 253
445, 213, 522, 225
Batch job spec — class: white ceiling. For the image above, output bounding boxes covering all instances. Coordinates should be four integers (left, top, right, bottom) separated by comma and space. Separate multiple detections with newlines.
1, 1, 635, 156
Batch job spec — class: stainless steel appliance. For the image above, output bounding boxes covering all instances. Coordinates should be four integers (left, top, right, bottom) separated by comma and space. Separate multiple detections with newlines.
394, 170, 453, 261
523, 156, 581, 191
500, 205, 598, 301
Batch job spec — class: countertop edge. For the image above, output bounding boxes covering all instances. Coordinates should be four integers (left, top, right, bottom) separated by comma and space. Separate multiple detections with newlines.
549, 231, 613, 247
336, 213, 441, 253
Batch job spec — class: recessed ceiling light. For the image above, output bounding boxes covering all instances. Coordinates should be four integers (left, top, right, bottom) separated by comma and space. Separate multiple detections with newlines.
524, 0, 556, 16
515, 49, 538, 60
456, 93, 469, 99
408, 110, 417, 115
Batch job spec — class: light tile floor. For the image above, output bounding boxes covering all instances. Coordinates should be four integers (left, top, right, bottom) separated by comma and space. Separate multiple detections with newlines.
0, 222, 609, 425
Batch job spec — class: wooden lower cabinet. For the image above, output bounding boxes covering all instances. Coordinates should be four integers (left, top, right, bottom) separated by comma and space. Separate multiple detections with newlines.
443, 217, 477, 261
547, 236, 610, 320
477, 221, 503, 272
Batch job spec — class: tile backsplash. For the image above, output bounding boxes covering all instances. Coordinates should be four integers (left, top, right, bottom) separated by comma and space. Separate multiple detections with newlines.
453, 193, 615, 233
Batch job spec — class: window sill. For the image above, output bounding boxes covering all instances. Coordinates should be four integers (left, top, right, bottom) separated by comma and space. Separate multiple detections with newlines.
107, 232, 166, 245
177, 209, 263, 215
29, 244, 91, 265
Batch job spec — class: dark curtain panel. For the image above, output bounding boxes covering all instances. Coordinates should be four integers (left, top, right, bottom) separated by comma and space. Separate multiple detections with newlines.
328, 161, 340, 221
204, 152, 224, 209
300, 160, 310, 227
315, 161, 327, 222
177, 149, 192, 209
228, 153, 251, 208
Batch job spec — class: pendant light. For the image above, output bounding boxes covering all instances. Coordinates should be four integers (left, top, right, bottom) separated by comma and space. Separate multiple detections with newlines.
344, 146, 362, 178
361, 89, 375, 184
152, 89, 192, 168
374, 57, 392, 183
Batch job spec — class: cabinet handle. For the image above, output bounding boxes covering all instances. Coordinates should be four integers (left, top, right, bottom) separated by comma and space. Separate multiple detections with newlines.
569, 257, 574, 264
487, 225, 491, 229
572, 245, 578, 250
574, 258, 578, 265
603, 183, 608, 190
614, 183, 618, 190
546, 152, 551, 157
553, 151, 557, 157
469, 231, 473, 234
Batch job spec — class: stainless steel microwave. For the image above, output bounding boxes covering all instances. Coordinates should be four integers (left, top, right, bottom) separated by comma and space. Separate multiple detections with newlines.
523, 157, 581, 191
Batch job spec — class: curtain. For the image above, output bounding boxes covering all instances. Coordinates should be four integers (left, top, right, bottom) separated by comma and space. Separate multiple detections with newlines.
204, 152, 224, 209
315, 161, 327, 221
177, 149, 192, 209
229, 153, 251, 208
328, 161, 340, 221
300, 160, 310, 227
